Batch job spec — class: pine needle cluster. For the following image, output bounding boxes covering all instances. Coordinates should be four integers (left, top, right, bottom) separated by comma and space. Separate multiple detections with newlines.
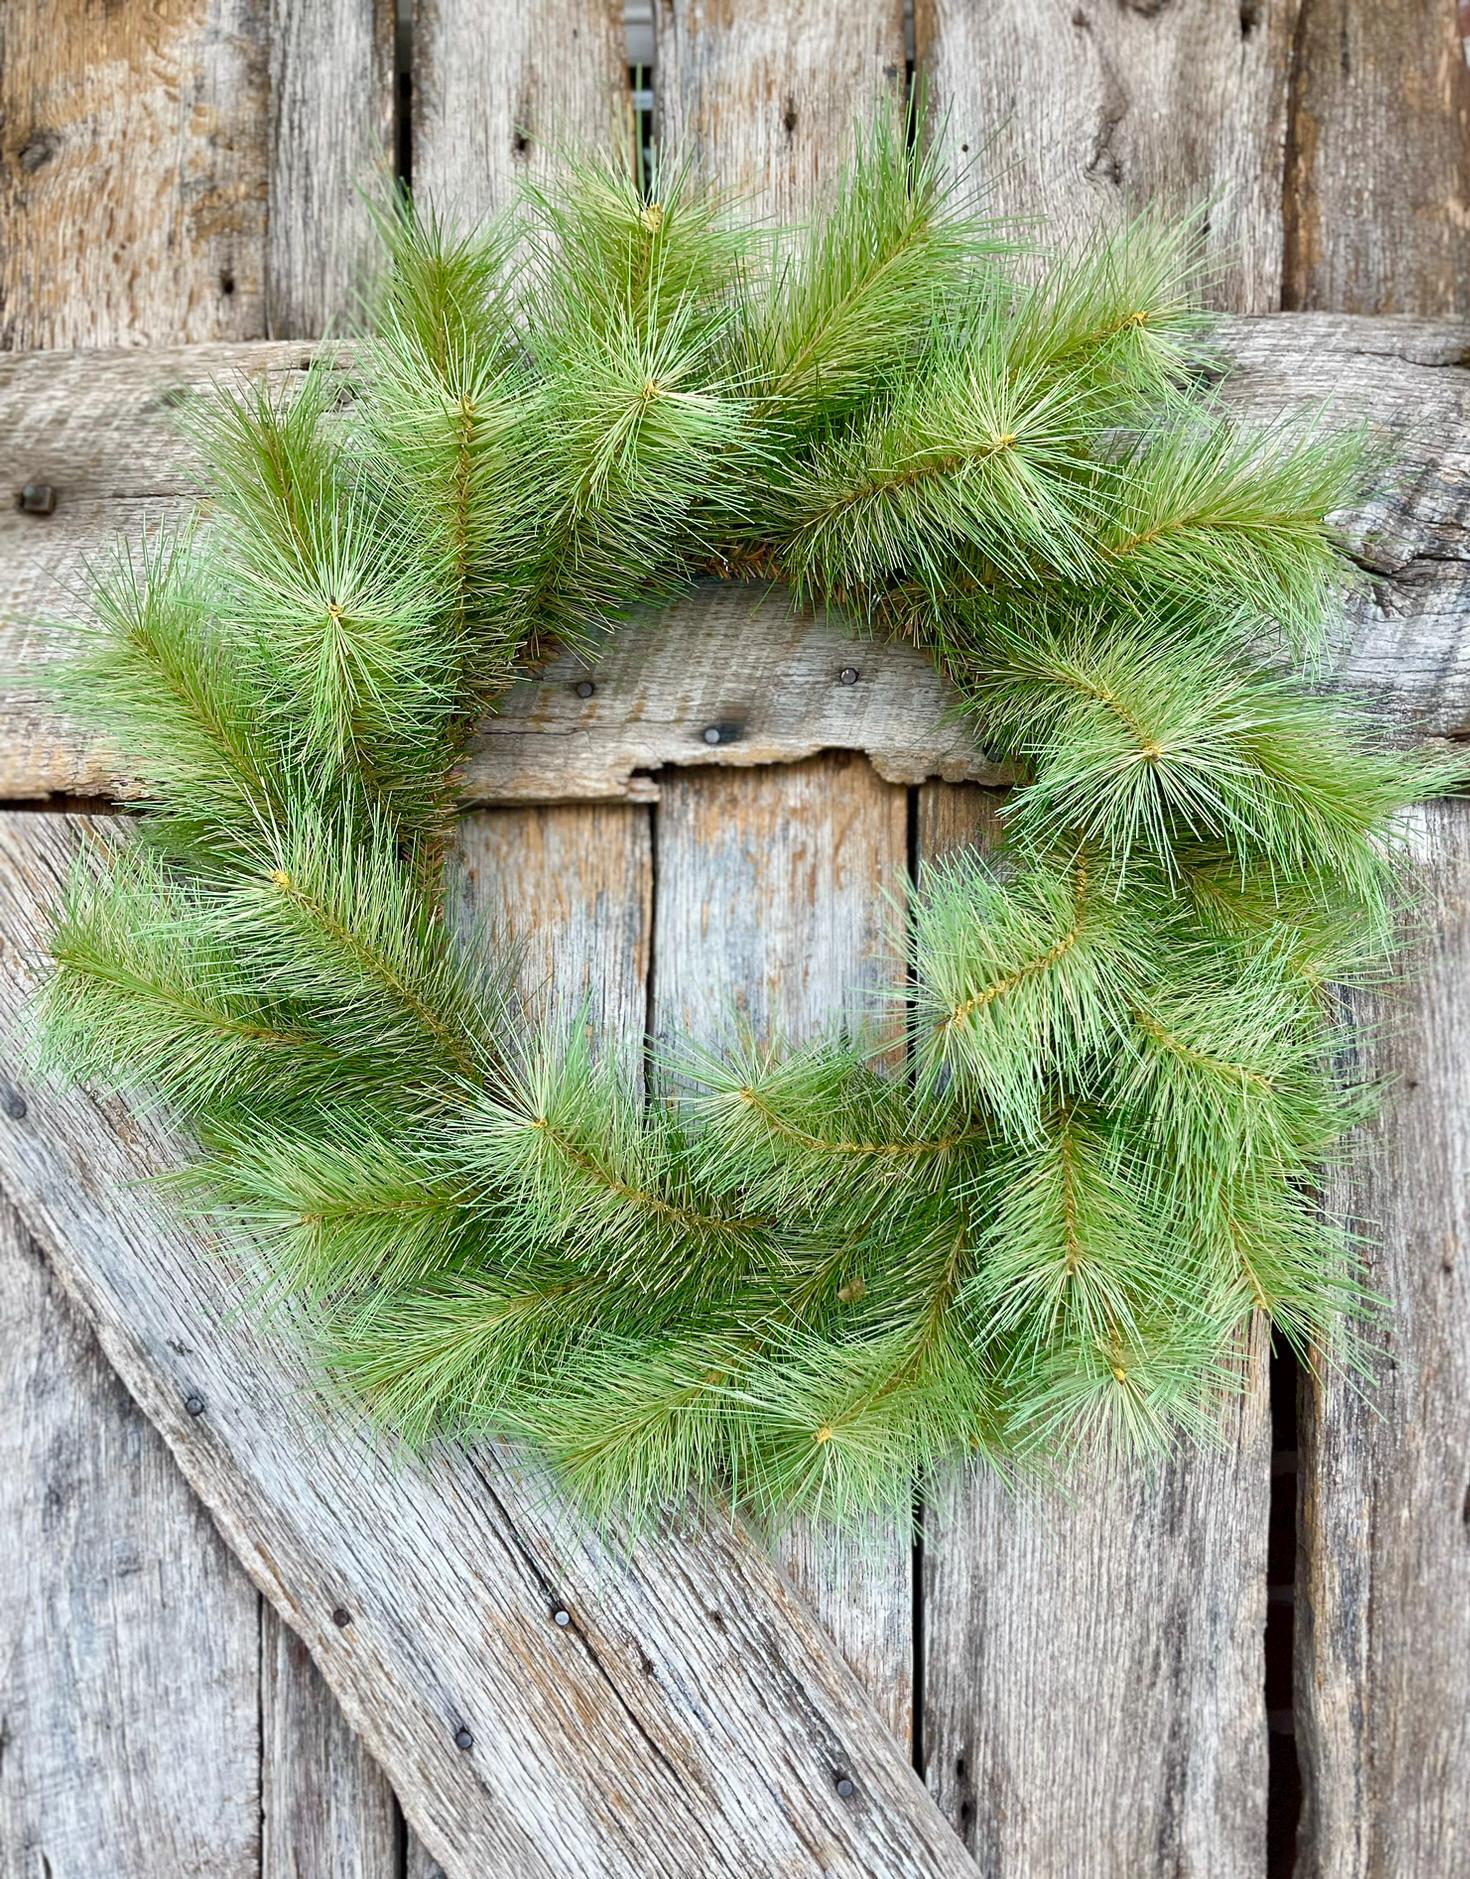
36, 118, 1460, 1528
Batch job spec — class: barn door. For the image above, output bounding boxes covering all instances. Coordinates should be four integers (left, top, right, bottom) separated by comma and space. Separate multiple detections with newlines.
3, 3, 1469, 1875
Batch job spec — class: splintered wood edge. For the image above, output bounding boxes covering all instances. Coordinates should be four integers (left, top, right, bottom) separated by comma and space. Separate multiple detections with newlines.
3, 311, 1470, 806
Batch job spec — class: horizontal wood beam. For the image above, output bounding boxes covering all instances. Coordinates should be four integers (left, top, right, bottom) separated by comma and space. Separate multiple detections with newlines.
2, 313, 1468, 806
0, 811, 975, 1879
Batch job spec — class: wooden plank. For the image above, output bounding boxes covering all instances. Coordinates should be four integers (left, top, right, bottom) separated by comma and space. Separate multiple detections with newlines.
412, 1, 632, 222
260, 11, 405, 1846
0, 1200, 261, 1877
265, 0, 396, 340
451, 802, 653, 1083
4, 316, 1469, 805
0, 810, 976, 1878
1294, 802, 1470, 1877
1282, 0, 1470, 317
651, 0, 920, 1753
0, 0, 269, 349
654, 0, 907, 220
261, 1617, 401, 1879
1282, 14, 1470, 1870
651, 756, 916, 1739
915, 784, 1272, 1871
914, 0, 1295, 313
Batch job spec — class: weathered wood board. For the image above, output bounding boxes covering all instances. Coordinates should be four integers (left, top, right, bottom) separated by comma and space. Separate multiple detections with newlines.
915, 0, 1294, 316
1294, 811, 1470, 1878
651, 756, 916, 1743
4, 317, 1470, 809
0, 1201, 261, 1878
914, 784, 1273, 1874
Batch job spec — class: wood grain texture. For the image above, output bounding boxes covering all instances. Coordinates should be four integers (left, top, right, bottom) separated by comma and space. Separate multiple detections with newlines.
915, 783, 1272, 1873
0, 811, 976, 1879
0, 1201, 261, 1878
266, 0, 395, 340
654, 0, 907, 221
651, 756, 916, 1737
412, 0, 632, 224
450, 804, 653, 1083
261, 1608, 401, 1879
1283, 19, 1470, 1871
1282, 0, 1470, 317
0, 0, 269, 349
6, 315, 1469, 805
643, 47, 906, 1732
916, 0, 1296, 314
1294, 800, 1470, 1878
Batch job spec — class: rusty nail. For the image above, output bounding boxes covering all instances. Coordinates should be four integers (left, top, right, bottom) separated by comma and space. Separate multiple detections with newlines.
454, 1726, 473, 1751
184, 1393, 205, 1417
835, 1775, 855, 1799
553, 1608, 571, 1627
701, 725, 722, 746
575, 679, 596, 699
332, 1606, 352, 1628
19, 483, 56, 516
839, 666, 859, 686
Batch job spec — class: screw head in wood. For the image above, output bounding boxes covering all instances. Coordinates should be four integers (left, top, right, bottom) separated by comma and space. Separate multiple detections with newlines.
834, 1775, 855, 1799
553, 1607, 571, 1627
839, 666, 860, 686
454, 1726, 474, 1751
18, 483, 57, 516
184, 1392, 205, 1417
575, 680, 596, 699
332, 1606, 352, 1628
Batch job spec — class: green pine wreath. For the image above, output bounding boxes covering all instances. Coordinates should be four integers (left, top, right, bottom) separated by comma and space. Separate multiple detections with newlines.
38, 125, 1460, 1526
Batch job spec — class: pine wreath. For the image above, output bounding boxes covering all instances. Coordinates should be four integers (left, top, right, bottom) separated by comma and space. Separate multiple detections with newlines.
37, 126, 1461, 1527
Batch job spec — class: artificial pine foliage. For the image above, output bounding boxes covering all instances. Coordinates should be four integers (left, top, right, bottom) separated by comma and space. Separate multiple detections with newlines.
37, 118, 1461, 1528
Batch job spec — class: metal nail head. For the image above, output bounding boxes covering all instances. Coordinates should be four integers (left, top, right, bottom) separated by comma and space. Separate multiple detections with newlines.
835, 1775, 856, 1799
839, 666, 859, 686
575, 679, 595, 699
332, 1606, 352, 1628
454, 1727, 474, 1751
553, 1608, 571, 1627
18, 483, 56, 516
184, 1393, 206, 1417
701, 725, 722, 745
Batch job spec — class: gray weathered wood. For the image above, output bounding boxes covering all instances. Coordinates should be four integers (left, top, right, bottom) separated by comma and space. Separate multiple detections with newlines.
451, 803, 653, 1081
413, 0, 632, 223
915, 0, 1295, 314
654, 0, 906, 221
266, 0, 395, 340
0, 1201, 261, 1878
0, 811, 976, 1879
4, 315, 1469, 807
1294, 798, 1470, 1877
915, 784, 1273, 1871
652, 756, 916, 1740
1282, 0, 1470, 317
649, 0, 922, 1752
261, 1608, 401, 1879
1281, 20, 1470, 1872
0, 0, 269, 350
